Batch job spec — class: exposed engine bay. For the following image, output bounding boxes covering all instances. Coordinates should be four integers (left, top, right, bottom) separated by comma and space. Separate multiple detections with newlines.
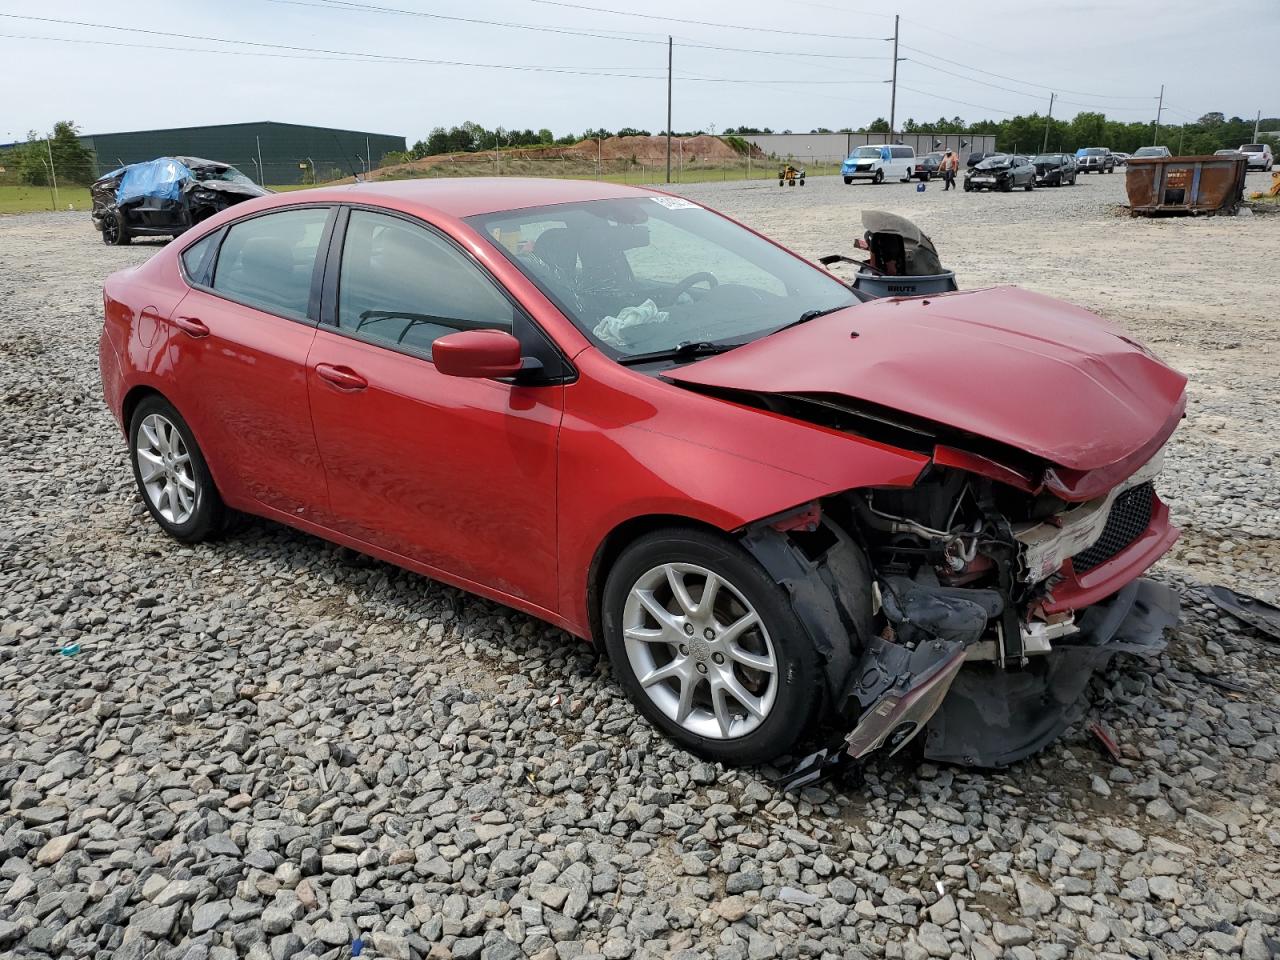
740, 437, 1180, 785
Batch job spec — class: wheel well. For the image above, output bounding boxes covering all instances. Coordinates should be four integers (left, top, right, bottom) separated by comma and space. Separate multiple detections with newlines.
586, 514, 726, 646
122, 385, 164, 432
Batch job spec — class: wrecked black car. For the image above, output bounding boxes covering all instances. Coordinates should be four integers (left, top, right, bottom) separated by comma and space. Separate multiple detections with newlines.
91, 157, 269, 246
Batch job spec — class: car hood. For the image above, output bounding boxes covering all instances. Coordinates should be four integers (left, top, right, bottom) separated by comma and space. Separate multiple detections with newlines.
664, 286, 1186, 473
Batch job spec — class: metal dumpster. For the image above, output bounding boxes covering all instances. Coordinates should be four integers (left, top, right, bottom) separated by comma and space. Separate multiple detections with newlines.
1126, 154, 1248, 215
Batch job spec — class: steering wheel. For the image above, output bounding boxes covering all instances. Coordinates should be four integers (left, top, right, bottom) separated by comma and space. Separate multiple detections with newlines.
668, 271, 718, 303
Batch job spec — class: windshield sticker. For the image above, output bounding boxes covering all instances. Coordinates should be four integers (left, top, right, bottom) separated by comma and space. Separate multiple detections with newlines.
650, 196, 698, 210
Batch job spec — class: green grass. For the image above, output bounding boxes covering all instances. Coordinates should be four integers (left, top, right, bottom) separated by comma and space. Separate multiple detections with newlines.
371, 159, 844, 187
0, 183, 315, 214
0, 184, 94, 214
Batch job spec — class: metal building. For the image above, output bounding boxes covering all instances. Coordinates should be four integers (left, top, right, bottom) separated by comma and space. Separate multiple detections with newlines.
80, 121, 406, 186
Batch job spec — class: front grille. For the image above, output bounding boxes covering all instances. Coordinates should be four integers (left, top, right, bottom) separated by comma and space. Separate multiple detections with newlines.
1070, 482, 1155, 574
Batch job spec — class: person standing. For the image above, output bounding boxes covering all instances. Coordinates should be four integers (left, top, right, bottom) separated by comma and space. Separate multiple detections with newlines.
941, 150, 959, 191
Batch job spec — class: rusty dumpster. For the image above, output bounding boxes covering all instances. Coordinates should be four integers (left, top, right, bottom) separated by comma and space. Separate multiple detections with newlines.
1125, 155, 1248, 215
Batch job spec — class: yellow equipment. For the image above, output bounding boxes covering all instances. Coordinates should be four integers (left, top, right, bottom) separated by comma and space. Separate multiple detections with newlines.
1249, 171, 1280, 199
778, 164, 806, 187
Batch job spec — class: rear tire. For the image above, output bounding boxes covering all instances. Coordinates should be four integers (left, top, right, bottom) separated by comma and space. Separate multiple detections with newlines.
102, 210, 131, 246
128, 396, 226, 543
601, 528, 823, 765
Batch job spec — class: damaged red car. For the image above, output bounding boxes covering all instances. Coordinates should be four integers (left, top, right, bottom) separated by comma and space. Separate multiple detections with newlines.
99, 179, 1184, 771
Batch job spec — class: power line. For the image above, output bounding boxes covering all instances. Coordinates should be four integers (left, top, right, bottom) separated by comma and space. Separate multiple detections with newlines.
895, 84, 1019, 117
271, 0, 892, 61
0, 20, 882, 87
900, 44, 1159, 101
264, 0, 664, 46
902, 58, 1159, 115
0, 31, 662, 70
516, 0, 891, 40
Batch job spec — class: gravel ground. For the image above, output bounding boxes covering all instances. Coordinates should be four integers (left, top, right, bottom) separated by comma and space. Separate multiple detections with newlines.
1, 171, 1278, 960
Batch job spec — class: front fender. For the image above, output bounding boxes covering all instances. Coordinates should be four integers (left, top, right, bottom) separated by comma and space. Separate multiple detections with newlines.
556, 352, 928, 635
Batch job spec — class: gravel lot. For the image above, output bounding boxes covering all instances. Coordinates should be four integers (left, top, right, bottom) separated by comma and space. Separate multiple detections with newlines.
1, 171, 1278, 960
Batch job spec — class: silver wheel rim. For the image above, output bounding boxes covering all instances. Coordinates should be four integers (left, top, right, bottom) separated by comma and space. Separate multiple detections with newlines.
622, 562, 778, 740
136, 413, 197, 525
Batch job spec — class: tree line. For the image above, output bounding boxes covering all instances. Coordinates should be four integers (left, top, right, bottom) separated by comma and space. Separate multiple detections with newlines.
4, 113, 1275, 186
726, 113, 1278, 156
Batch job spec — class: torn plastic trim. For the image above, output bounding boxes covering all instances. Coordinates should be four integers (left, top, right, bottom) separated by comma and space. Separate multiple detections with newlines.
738, 512, 874, 705
921, 577, 1179, 767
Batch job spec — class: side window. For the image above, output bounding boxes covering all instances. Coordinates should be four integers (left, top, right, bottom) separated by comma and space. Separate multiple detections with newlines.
891, 147, 914, 159
337, 210, 514, 357
180, 231, 219, 285
212, 207, 330, 320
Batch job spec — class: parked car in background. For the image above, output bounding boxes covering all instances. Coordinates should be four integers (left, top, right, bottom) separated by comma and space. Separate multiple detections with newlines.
97, 178, 1185, 770
91, 157, 269, 246
1238, 144, 1274, 170
912, 152, 944, 181
1076, 148, 1116, 174
966, 151, 999, 168
1031, 153, 1078, 186
842, 144, 915, 184
1112, 152, 1131, 165
1132, 146, 1172, 159
1214, 149, 1243, 157
964, 154, 1036, 191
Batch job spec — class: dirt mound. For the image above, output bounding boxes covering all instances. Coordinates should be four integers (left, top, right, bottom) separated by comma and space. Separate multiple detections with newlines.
360, 134, 758, 182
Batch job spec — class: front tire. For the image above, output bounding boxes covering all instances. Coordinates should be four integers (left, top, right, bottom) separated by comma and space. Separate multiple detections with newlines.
129, 396, 226, 543
601, 528, 822, 765
843, 176, 853, 185
873, 169, 885, 184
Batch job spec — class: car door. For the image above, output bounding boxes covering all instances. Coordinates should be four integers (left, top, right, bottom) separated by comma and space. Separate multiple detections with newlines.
168, 205, 335, 520
305, 206, 564, 612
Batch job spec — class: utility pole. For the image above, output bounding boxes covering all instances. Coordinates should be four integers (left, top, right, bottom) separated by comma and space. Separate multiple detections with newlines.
1153, 84, 1164, 146
1043, 92, 1055, 153
1254, 109, 1261, 141
888, 15, 899, 141
256, 135, 265, 186
666, 36, 673, 184
45, 136, 60, 210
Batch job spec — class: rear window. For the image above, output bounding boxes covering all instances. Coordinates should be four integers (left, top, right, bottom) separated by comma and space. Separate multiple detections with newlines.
212, 207, 331, 320
180, 232, 219, 284
1241, 144, 1263, 152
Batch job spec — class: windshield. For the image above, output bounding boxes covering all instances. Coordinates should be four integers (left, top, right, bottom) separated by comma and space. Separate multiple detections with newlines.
975, 155, 1011, 169
851, 146, 883, 159
1133, 147, 1165, 157
191, 164, 256, 186
1084, 148, 1106, 156
468, 197, 858, 360
1031, 154, 1061, 164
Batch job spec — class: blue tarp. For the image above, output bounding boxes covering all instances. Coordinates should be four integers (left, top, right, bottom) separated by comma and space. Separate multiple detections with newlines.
116, 157, 192, 205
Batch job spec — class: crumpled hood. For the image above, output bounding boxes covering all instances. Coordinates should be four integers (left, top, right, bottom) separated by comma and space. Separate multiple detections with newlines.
664, 286, 1187, 473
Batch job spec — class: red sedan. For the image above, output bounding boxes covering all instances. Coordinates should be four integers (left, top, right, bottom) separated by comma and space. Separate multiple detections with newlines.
99, 179, 1185, 771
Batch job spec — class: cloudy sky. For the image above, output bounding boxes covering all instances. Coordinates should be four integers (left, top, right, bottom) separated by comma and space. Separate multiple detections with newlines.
1, 0, 1275, 143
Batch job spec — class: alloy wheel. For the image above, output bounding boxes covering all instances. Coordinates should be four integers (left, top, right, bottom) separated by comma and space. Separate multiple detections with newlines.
135, 413, 198, 525
621, 562, 778, 740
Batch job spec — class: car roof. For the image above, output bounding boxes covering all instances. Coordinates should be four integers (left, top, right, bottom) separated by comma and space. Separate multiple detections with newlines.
258, 177, 657, 219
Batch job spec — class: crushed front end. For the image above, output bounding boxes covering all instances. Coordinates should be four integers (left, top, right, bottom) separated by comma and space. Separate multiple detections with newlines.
746, 428, 1182, 783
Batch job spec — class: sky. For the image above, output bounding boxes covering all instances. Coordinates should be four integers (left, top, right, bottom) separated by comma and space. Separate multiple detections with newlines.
0, 0, 1276, 144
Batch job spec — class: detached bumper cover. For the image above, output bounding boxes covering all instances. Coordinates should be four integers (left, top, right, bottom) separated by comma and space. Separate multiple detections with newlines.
922, 577, 1179, 767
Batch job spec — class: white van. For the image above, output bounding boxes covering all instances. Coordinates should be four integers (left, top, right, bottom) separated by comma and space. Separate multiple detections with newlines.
841, 144, 916, 184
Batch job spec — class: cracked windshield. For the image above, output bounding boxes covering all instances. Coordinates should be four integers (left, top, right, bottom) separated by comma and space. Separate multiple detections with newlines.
470, 196, 857, 359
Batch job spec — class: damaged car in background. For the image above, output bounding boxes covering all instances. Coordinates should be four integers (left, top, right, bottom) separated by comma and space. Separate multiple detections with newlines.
98, 180, 1185, 782
91, 156, 268, 245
